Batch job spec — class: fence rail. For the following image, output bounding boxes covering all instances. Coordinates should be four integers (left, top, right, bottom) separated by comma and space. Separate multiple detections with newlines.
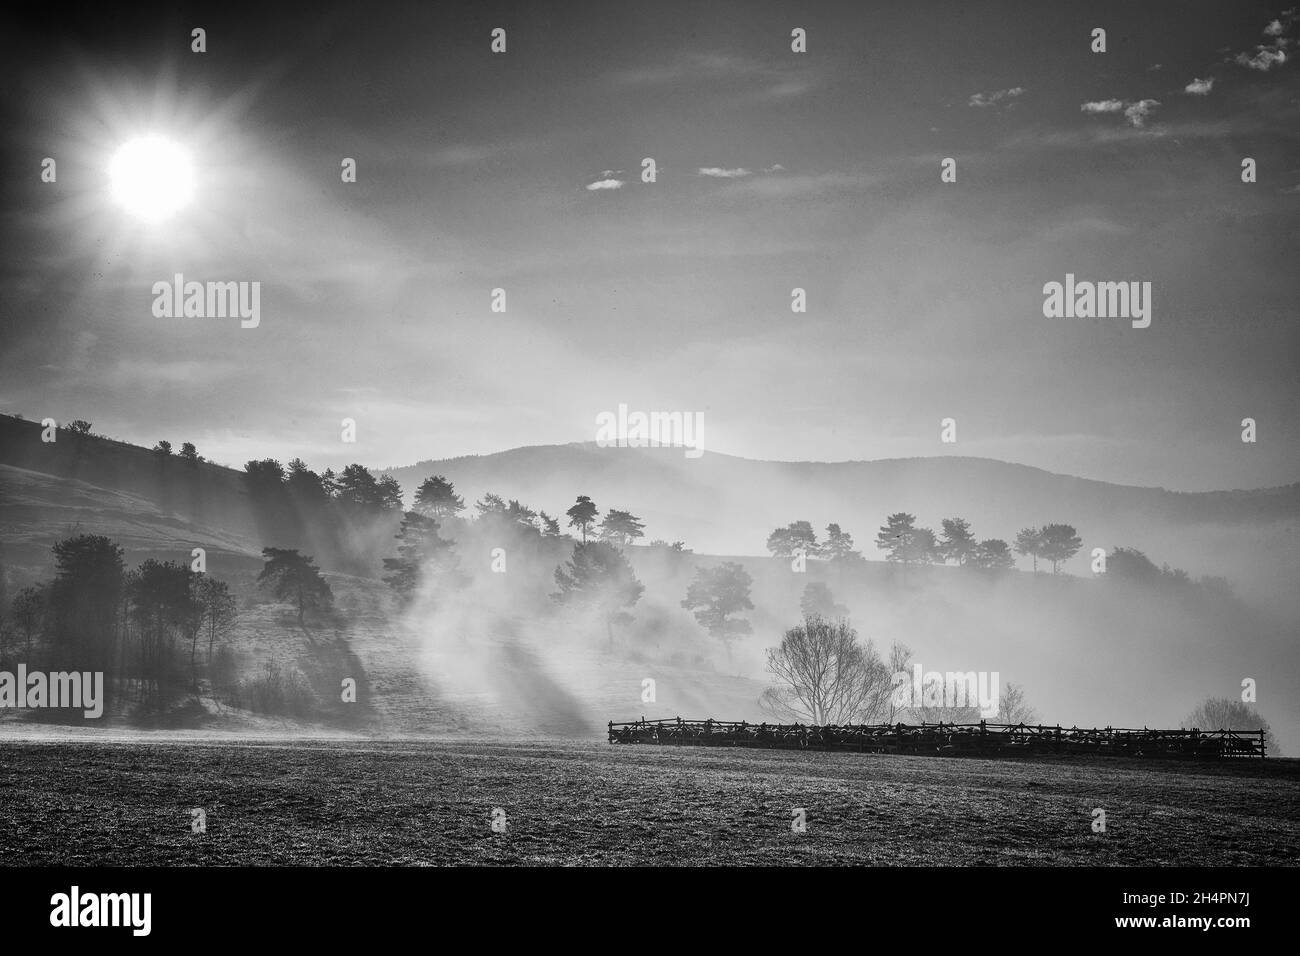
607, 717, 1266, 760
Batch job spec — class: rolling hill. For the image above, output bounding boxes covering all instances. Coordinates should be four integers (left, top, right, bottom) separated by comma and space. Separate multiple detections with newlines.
2, 413, 1298, 750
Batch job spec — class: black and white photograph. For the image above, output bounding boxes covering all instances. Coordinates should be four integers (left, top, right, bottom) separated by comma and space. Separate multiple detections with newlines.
0, 0, 1296, 935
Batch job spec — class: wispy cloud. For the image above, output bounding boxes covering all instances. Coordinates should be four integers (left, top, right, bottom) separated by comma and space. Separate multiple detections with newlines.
699, 167, 752, 178
1233, 10, 1297, 70
716, 169, 870, 199
1184, 77, 1215, 95
1081, 98, 1160, 127
609, 51, 816, 100
968, 86, 1025, 108
585, 178, 624, 191
1237, 47, 1288, 70
1080, 99, 1125, 114
610, 52, 745, 86
762, 79, 812, 100
1123, 99, 1160, 127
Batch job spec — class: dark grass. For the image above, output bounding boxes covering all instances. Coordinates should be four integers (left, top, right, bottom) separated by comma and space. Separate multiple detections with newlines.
1, 738, 1297, 865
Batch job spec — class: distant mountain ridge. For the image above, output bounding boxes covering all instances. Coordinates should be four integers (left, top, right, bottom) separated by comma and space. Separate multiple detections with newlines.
2, 416, 1297, 603
381, 443, 1299, 593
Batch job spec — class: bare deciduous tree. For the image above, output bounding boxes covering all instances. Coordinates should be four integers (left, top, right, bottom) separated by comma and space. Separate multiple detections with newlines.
760, 616, 895, 725
1186, 697, 1278, 754
996, 682, 1037, 725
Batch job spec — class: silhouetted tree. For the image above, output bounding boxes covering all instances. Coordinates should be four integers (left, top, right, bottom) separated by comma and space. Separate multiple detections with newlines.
681, 562, 754, 661
565, 496, 599, 544
414, 475, 465, 519
766, 521, 818, 559
196, 577, 237, 666
10, 585, 48, 656
939, 517, 978, 566
334, 464, 399, 520
179, 441, 199, 462
822, 523, 863, 564
505, 499, 539, 529
257, 548, 333, 626
552, 541, 643, 647
599, 509, 646, 547
49, 534, 125, 675
1039, 523, 1082, 573
244, 459, 295, 545
1014, 527, 1044, 573
245, 458, 287, 488
972, 538, 1015, 571
153, 440, 172, 456
875, 513, 916, 562
382, 512, 464, 606
538, 511, 563, 537
129, 559, 200, 709
285, 458, 329, 510
903, 527, 942, 564
66, 420, 93, 436
376, 475, 404, 512
799, 581, 848, 620
1161, 562, 1191, 585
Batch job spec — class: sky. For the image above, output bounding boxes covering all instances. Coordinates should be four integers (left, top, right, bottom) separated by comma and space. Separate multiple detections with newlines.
0, 0, 1297, 490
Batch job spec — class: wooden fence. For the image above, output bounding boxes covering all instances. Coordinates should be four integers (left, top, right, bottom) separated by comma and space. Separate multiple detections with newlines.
607, 717, 1267, 760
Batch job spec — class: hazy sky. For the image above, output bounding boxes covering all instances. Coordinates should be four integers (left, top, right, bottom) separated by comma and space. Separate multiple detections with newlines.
1, 0, 1297, 490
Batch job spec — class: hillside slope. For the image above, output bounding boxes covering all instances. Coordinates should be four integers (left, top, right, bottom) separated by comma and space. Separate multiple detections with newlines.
383, 442, 1300, 609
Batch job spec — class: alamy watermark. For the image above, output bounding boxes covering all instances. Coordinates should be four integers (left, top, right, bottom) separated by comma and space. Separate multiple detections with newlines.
595, 403, 704, 458
50, 886, 150, 936
152, 273, 260, 328
0, 665, 104, 718
1042, 273, 1151, 328
891, 664, 1000, 718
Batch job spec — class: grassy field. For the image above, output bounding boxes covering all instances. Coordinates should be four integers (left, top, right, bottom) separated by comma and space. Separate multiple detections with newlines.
1, 736, 1297, 865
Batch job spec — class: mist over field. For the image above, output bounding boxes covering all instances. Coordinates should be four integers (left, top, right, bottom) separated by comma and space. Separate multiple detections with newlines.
1, 414, 1294, 751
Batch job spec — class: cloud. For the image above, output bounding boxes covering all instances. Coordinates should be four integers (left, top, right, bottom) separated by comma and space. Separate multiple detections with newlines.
763, 80, 812, 99
1233, 12, 1297, 70
698, 167, 752, 178
1184, 77, 1215, 95
611, 52, 746, 86
968, 87, 1025, 108
585, 178, 624, 191
610, 52, 815, 100
1080, 98, 1160, 127
1236, 47, 1288, 70
716, 170, 870, 199
1123, 99, 1160, 127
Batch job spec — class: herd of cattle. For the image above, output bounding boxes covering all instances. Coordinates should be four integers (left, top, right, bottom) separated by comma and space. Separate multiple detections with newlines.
607, 717, 1267, 760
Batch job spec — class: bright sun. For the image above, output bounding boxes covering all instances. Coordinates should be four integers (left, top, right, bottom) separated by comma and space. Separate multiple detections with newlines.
109, 135, 195, 222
